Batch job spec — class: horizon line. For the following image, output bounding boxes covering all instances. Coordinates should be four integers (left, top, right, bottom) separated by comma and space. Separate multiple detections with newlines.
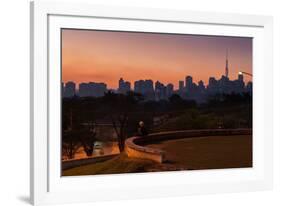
62, 75, 252, 89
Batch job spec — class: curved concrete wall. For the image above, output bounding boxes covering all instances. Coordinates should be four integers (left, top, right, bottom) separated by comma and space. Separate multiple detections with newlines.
125, 137, 165, 163
125, 129, 252, 163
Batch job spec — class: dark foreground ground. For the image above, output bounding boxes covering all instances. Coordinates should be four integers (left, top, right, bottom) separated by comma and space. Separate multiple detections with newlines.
146, 134, 252, 170
63, 135, 252, 176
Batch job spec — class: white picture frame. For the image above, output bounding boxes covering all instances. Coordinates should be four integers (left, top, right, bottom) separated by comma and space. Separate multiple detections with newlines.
30, 0, 273, 205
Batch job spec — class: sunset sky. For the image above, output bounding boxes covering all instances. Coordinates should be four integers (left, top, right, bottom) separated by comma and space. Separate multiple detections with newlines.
62, 29, 252, 89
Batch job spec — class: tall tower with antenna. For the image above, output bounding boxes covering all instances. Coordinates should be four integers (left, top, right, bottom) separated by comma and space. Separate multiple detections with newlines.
225, 49, 229, 78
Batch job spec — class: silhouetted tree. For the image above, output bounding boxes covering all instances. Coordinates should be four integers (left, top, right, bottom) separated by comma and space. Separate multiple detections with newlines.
169, 94, 183, 103
102, 91, 142, 152
169, 94, 197, 110
62, 108, 97, 159
79, 121, 97, 157
62, 130, 81, 159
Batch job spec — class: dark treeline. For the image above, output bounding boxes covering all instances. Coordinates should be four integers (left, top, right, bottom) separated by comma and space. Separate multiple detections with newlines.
62, 91, 252, 159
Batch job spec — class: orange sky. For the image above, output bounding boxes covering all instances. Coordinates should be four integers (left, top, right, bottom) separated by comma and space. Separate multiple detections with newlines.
62, 29, 252, 89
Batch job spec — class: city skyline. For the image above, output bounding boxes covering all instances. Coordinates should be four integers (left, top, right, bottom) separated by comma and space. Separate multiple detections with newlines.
62, 29, 252, 89
62, 74, 251, 91
63, 61, 253, 90
63, 73, 252, 103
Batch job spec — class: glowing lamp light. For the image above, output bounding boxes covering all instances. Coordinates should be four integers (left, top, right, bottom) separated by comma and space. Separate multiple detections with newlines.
238, 71, 253, 77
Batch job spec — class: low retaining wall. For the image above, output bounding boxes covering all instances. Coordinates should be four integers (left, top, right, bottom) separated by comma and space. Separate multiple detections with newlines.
125, 137, 165, 163
62, 154, 118, 170
125, 129, 252, 163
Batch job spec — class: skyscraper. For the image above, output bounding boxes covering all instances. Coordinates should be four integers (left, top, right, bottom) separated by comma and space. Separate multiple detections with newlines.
166, 83, 174, 98
78, 82, 107, 97
198, 80, 205, 91
134, 79, 154, 100
118, 78, 125, 91
88, 82, 107, 97
64, 81, 76, 97
118, 78, 131, 94
185, 76, 193, 92
179, 81, 184, 92
78, 83, 90, 97
246, 81, 253, 94
155, 81, 166, 100
238, 73, 243, 82
207, 77, 218, 94
236, 73, 245, 93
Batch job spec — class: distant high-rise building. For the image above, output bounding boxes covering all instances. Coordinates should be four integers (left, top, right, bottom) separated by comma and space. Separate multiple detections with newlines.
134, 80, 143, 94
64, 81, 76, 97
198, 80, 205, 92
89, 82, 107, 97
206, 72, 248, 95
219, 75, 231, 93
134, 79, 154, 100
124, 81, 131, 91
166, 83, 174, 98
232, 73, 245, 93
185, 76, 193, 92
179, 81, 184, 92
119, 78, 124, 90
207, 77, 218, 94
144, 80, 154, 95
193, 80, 206, 102
78, 83, 90, 97
155, 81, 166, 100
238, 73, 243, 82
118, 78, 131, 94
78, 82, 107, 97
246, 81, 253, 94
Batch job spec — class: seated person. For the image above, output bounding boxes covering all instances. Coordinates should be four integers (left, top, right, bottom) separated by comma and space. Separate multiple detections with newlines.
137, 121, 148, 136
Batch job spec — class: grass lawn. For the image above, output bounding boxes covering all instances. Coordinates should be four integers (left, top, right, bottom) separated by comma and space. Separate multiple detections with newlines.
62, 153, 155, 176
63, 135, 252, 176
146, 135, 252, 170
